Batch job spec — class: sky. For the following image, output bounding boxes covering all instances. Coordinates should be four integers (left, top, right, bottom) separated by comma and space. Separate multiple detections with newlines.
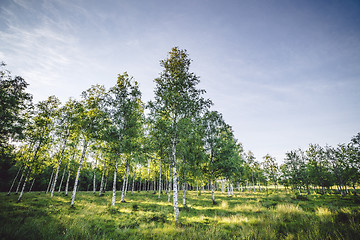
1, 0, 360, 163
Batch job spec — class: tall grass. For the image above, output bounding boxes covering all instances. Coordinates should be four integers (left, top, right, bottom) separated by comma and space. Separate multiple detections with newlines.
1, 190, 359, 239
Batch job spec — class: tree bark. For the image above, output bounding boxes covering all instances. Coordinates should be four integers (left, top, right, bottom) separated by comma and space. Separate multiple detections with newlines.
172, 160, 179, 222
17, 166, 32, 202
211, 180, 216, 204
168, 166, 171, 203
124, 163, 130, 197
51, 137, 68, 197
182, 182, 186, 207
121, 160, 128, 202
71, 140, 88, 206
65, 169, 71, 196
158, 159, 162, 199
131, 168, 136, 195
99, 159, 106, 196
227, 179, 231, 197
7, 165, 22, 195
112, 159, 119, 208
93, 157, 98, 194
58, 167, 66, 192
16, 171, 25, 194
29, 178, 35, 192
352, 179, 357, 196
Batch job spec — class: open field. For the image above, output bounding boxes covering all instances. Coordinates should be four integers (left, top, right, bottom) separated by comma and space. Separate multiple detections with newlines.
1, 190, 360, 239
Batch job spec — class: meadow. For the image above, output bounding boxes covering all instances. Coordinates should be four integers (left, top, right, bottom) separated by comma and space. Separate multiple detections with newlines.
1, 189, 359, 239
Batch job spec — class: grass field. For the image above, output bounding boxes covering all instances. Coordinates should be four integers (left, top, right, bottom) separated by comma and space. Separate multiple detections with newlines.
1, 190, 360, 239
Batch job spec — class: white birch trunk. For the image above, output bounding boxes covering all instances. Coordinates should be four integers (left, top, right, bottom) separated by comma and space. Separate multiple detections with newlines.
153, 165, 156, 193
29, 178, 35, 192
71, 140, 88, 206
211, 180, 216, 204
165, 167, 168, 194
120, 160, 128, 202
124, 164, 130, 197
58, 167, 66, 192
17, 166, 32, 202
131, 169, 136, 195
93, 157, 98, 194
46, 169, 54, 194
227, 179, 230, 197
168, 166, 171, 203
182, 182, 186, 207
16, 172, 25, 194
65, 169, 71, 196
196, 181, 199, 197
112, 159, 118, 208
51, 137, 68, 197
99, 159, 106, 196
158, 159, 162, 199
65, 154, 73, 196
173, 161, 179, 222
258, 180, 261, 191
7, 165, 22, 195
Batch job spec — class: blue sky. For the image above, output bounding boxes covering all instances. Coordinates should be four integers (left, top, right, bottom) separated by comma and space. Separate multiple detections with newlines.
1, 0, 359, 163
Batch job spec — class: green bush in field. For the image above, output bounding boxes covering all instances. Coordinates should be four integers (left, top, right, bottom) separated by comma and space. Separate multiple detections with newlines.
1, 190, 359, 239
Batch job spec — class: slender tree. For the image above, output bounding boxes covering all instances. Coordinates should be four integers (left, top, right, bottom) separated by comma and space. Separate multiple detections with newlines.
149, 47, 211, 222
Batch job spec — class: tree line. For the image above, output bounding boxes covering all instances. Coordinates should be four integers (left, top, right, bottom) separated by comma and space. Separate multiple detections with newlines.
1, 48, 359, 223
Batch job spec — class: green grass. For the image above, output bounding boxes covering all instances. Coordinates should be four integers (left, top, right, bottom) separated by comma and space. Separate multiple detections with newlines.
1, 190, 359, 239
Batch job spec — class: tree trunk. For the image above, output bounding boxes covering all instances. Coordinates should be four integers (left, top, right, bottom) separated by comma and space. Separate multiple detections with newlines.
29, 178, 35, 192
153, 167, 156, 194
58, 167, 66, 192
16, 173, 25, 195
182, 182, 186, 207
196, 181, 199, 197
46, 169, 54, 194
93, 157, 98, 194
112, 159, 119, 208
121, 160, 128, 202
211, 180, 216, 204
227, 179, 231, 197
139, 177, 142, 191
51, 137, 68, 197
258, 179, 261, 191
172, 160, 179, 222
124, 163, 130, 197
104, 175, 108, 192
158, 159, 162, 199
65, 169, 71, 196
71, 140, 88, 207
99, 159, 106, 196
17, 166, 32, 202
131, 168, 136, 195
353, 179, 357, 196
7, 165, 23, 195
168, 166, 171, 203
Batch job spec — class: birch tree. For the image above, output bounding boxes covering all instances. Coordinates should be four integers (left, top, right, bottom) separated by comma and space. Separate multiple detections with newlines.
18, 96, 60, 202
105, 72, 143, 207
149, 47, 211, 222
71, 85, 106, 207
51, 99, 77, 197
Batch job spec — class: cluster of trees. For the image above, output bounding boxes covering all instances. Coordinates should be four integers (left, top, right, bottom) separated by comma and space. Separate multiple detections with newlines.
280, 136, 360, 196
1, 48, 359, 223
1, 49, 244, 222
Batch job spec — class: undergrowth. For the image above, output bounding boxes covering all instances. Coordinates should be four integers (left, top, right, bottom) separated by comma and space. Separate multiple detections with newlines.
1, 190, 359, 239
